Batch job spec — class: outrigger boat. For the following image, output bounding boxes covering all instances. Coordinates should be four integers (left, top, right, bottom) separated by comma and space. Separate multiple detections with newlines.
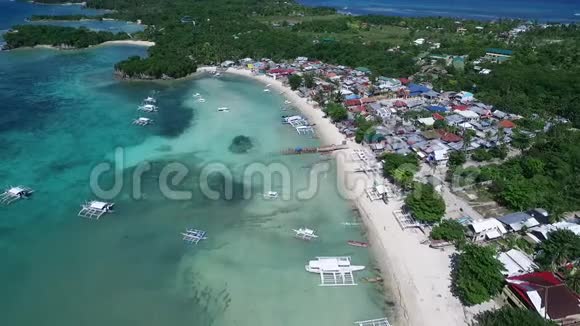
193, 93, 201, 98
347, 240, 369, 248
133, 117, 153, 126
0, 186, 34, 205
263, 191, 279, 199
143, 96, 156, 104
284, 100, 292, 104
217, 107, 230, 112
305, 256, 365, 286
181, 228, 207, 244
138, 104, 158, 112
197, 98, 206, 103
78, 201, 114, 220
263, 88, 271, 93
293, 227, 318, 240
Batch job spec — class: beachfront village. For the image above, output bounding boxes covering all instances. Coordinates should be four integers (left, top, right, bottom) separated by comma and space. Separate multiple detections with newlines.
213, 48, 580, 325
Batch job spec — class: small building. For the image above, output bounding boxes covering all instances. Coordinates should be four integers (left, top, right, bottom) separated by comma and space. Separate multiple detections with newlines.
499, 120, 516, 129
417, 117, 435, 127
445, 114, 465, 126
485, 48, 514, 58
413, 38, 426, 45
468, 218, 507, 242
498, 249, 537, 277
497, 212, 540, 232
427, 105, 448, 113
456, 110, 480, 121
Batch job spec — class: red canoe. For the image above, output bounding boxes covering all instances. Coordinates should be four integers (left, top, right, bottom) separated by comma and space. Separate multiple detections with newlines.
347, 240, 369, 248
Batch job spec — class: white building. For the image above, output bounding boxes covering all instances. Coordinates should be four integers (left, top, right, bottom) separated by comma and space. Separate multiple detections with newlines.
468, 218, 507, 242
413, 38, 426, 45
498, 249, 537, 277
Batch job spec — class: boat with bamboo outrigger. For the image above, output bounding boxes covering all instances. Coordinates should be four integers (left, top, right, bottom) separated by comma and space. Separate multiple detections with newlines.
181, 228, 207, 245
133, 117, 153, 126
293, 227, 318, 240
78, 200, 114, 220
0, 186, 33, 205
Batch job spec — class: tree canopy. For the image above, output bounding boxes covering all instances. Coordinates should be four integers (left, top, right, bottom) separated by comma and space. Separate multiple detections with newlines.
4, 25, 128, 49
474, 306, 556, 326
405, 182, 446, 223
324, 103, 348, 122
535, 229, 580, 271
431, 219, 466, 243
453, 244, 505, 305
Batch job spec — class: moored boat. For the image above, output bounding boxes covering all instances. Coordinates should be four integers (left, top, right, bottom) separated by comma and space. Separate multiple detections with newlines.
347, 240, 369, 248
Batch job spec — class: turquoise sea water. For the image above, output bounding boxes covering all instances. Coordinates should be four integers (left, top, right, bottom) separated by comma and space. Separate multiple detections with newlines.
0, 45, 389, 325
0, 0, 143, 35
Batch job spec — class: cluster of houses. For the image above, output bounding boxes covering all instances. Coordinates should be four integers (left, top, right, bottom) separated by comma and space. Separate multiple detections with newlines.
222, 55, 538, 166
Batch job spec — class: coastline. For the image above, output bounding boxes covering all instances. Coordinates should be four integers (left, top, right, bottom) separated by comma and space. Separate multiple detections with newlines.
213, 66, 468, 326
6, 40, 155, 51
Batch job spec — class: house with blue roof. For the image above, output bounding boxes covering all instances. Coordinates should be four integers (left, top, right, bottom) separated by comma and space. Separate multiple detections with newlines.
427, 105, 447, 113
408, 83, 431, 97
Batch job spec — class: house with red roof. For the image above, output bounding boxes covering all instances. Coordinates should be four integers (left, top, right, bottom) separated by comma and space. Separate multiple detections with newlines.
504, 272, 580, 324
344, 99, 362, 107
436, 130, 462, 143
499, 120, 516, 129
432, 113, 445, 121
452, 104, 468, 111
393, 100, 407, 108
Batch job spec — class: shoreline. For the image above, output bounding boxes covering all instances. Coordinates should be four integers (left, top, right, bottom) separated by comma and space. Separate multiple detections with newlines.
6, 40, 155, 51
213, 66, 468, 326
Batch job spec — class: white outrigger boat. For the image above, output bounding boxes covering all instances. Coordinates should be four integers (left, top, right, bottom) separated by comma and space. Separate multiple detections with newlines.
78, 201, 114, 220
197, 98, 206, 103
217, 107, 230, 112
143, 96, 156, 104
193, 93, 201, 98
133, 117, 153, 126
181, 228, 207, 244
305, 256, 364, 286
138, 104, 158, 112
284, 100, 292, 104
293, 227, 318, 240
0, 186, 33, 205
263, 88, 271, 93
263, 191, 279, 199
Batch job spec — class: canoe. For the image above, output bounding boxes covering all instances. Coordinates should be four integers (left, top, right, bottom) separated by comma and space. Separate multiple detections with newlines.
347, 240, 369, 248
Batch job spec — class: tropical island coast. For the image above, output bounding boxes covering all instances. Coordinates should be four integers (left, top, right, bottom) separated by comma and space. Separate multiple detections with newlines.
5, 0, 580, 325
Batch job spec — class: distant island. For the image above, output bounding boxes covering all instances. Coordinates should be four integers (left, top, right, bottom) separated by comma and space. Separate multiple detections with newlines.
4, 25, 129, 49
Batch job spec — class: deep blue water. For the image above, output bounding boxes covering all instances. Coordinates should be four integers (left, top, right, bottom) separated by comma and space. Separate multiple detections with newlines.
0, 0, 107, 30
0, 0, 144, 36
299, 0, 580, 22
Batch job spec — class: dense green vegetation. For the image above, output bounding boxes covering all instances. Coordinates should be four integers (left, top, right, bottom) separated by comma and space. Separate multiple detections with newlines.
535, 229, 580, 271
324, 103, 348, 122
4, 25, 128, 49
453, 244, 505, 305
476, 127, 580, 216
430, 219, 466, 244
381, 153, 418, 189
405, 183, 446, 223
474, 306, 556, 326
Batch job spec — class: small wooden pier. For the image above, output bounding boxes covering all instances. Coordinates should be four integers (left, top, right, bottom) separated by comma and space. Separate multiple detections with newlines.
282, 144, 348, 155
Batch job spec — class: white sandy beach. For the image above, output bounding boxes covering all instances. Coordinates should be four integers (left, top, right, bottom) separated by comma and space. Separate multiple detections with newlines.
98, 40, 155, 47
212, 66, 468, 326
